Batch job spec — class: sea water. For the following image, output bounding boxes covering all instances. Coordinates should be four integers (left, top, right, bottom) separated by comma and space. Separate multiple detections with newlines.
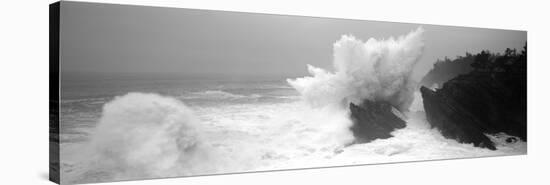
59, 75, 526, 184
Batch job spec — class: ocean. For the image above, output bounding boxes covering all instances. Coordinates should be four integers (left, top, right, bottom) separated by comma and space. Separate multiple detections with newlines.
59, 75, 299, 143
59, 74, 526, 184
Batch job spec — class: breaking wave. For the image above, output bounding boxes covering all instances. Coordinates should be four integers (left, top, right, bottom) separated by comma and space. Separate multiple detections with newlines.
283, 27, 426, 148
73, 93, 218, 182
288, 27, 425, 111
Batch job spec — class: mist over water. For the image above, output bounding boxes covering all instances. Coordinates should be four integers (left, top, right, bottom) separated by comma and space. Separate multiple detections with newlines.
60, 28, 526, 184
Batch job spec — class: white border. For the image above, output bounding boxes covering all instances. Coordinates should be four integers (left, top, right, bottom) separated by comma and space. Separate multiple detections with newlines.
1, 0, 548, 185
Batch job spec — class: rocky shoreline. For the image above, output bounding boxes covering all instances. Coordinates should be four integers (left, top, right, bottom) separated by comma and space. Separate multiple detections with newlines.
349, 46, 526, 150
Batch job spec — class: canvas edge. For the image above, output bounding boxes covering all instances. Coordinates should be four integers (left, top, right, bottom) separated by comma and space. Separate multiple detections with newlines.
49, 1, 61, 184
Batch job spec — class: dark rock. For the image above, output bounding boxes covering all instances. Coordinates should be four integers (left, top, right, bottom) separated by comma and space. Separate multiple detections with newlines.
420, 69, 526, 150
506, 137, 518, 144
420, 46, 526, 150
349, 100, 406, 143
420, 86, 497, 150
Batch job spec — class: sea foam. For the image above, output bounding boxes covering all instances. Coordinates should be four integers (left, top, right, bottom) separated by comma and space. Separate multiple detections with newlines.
81, 93, 215, 181
288, 27, 425, 111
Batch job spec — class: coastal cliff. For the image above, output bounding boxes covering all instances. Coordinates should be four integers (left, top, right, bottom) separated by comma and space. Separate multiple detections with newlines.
420, 46, 527, 150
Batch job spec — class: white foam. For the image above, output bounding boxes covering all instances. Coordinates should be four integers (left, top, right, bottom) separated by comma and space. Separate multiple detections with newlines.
408, 91, 425, 112
68, 93, 219, 182
288, 27, 425, 111
62, 92, 526, 183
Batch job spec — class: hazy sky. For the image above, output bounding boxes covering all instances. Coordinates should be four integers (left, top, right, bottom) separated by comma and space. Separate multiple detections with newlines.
59, 1, 526, 80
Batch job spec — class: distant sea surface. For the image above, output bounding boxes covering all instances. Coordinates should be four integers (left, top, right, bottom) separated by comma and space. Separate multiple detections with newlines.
60, 74, 298, 144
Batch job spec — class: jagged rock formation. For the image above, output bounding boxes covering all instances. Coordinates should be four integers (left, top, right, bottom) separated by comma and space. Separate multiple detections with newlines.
421, 74, 526, 150
420, 46, 527, 150
349, 100, 406, 143
421, 86, 496, 150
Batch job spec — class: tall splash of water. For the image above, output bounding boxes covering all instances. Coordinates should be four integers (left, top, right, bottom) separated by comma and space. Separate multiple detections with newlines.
85, 93, 214, 180
288, 27, 425, 111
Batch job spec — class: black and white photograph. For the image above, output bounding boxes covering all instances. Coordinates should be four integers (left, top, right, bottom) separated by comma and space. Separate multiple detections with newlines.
7, 0, 550, 184
46, 1, 531, 184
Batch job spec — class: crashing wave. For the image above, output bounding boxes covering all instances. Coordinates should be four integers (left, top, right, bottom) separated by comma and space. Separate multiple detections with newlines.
79, 93, 215, 182
288, 27, 425, 111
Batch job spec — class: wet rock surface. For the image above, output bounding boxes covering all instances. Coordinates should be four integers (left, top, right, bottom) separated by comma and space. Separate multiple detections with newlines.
349, 100, 406, 143
421, 71, 526, 150
420, 46, 527, 150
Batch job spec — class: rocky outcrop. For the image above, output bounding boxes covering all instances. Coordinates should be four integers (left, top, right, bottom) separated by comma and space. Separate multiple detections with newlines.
421, 71, 526, 150
421, 86, 496, 150
420, 46, 527, 150
349, 100, 406, 143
